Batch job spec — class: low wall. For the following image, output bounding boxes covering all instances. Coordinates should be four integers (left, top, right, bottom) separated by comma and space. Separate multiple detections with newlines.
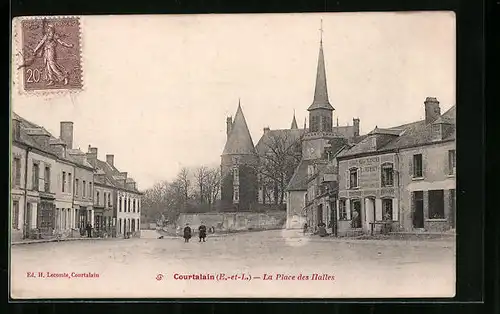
177, 211, 286, 232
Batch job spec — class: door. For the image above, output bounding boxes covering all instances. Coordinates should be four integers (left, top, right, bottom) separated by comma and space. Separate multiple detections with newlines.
351, 200, 362, 228
364, 198, 375, 232
449, 189, 456, 228
26, 203, 32, 232
317, 205, 323, 226
413, 191, 424, 228
38, 202, 54, 235
330, 200, 337, 237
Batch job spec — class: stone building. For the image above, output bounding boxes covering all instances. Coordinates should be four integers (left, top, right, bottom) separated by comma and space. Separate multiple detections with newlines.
285, 32, 363, 229
10, 114, 95, 240
86, 148, 142, 237
336, 98, 456, 234
220, 101, 259, 211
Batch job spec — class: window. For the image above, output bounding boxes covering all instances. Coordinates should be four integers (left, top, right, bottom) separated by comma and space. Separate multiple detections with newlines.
133, 199, 136, 212
349, 168, 359, 189
413, 154, 423, 178
233, 168, 239, 182
382, 199, 393, 220
96, 191, 100, 205
75, 179, 79, 196
350, 200, 362, 228
108, 194, 112, 208
128, 198, 131, 212
138, 200, 140, 213
119, 197, 122, 212
83, 180, 86, 197
13, 157, 21, 186
89, 182, 93, 198
448, 150, 456, 175
12, 200, 19, 229
310, 116, 319, 132
44, 166, 50, 192
119, 218, 122, 233
32, 163, 39, 191
381, 163, 394, 187
428, 190, 445, 219
338, 199, 347, 220
68, 173, 72, 193
62, 171, 66, 192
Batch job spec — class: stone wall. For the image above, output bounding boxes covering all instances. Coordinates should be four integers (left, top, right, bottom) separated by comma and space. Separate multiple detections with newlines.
177, 210, 286, 232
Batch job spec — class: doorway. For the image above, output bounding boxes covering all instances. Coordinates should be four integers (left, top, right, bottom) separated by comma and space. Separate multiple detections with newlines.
412, 191, 424, 228
364, 198, 375, 232
351, 199, 362, 228
317, 204, 323, 226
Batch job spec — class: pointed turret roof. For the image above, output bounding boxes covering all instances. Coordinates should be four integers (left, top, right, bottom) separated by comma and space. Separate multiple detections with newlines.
308, 40, 334, 112
290, 111, 298, 129
222, 101, 256, 155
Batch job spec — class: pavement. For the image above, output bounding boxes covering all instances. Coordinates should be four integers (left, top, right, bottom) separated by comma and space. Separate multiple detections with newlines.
10, 229, 456, 299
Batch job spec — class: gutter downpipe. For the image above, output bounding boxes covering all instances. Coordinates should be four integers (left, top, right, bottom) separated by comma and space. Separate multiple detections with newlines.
395, 149, 401, 230
23, 147, 32, 239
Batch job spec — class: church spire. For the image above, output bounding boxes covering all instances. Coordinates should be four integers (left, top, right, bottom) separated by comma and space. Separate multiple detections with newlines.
290, 110, 298, 129
308, 19, 334, 112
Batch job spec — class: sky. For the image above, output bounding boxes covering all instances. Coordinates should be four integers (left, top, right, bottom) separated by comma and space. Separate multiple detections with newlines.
11, 12, 456, 190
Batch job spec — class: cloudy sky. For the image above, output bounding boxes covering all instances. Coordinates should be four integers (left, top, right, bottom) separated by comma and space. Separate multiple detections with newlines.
11, 12, 455, 190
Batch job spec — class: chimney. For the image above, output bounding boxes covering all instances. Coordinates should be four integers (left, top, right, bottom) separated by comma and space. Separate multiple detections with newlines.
226, 116, 233, 137
424, 97, 441, 124
60, 121, 74, 149
12, 118, 21, 141
106, 154, 114, 167
263, 127, 270, 134
353, 118, 360, 137
86, 145, 98, 160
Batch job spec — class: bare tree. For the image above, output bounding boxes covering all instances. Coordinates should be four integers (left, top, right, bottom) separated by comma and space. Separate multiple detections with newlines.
195, 166, 209, 204
257, 131, 302, 205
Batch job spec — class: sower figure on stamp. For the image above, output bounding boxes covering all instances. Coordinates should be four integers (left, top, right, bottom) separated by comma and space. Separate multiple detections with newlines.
198, 222, 207, 242
183, 223, 192, 243
32, 23, 74, 86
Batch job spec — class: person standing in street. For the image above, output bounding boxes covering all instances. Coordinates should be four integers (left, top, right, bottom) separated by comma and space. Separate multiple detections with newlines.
86, 223, 92, 238
183, 223, 192, 243
198, 222, 207, 242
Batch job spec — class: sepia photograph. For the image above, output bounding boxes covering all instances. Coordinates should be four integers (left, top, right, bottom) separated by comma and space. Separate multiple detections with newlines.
10, 12, 456, 299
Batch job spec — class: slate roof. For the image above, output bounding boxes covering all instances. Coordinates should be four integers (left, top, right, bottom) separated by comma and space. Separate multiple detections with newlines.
287, 143, 347, 191
255, 128, 306, 155
222, 103, 256, 155
87, 157, 141, 193
308, 42, 334, 111
337, 105, 456, 158
286, 159, 313, 191
12, 112, 93, 170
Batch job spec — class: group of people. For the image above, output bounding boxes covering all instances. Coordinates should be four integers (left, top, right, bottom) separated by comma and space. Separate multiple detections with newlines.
182, 223, 213, 243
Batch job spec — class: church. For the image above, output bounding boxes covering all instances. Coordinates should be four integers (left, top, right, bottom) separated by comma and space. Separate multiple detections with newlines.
220, 24, 363, 215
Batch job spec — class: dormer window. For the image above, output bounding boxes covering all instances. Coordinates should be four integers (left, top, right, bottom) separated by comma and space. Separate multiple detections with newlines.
431, 123, 442, 141
371, 137, 377, 149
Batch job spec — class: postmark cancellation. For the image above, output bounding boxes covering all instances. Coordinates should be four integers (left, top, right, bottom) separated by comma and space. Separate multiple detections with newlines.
13, 16, 83, 93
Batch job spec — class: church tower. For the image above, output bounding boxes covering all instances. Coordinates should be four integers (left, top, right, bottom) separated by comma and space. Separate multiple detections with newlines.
220, 100, 259, 211
302, 21, 346, 161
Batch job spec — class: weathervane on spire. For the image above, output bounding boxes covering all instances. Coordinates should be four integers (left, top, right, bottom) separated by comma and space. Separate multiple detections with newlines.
319, 18, 324, 44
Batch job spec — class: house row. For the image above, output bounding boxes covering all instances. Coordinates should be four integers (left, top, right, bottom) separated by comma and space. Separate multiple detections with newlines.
296, 97, 456, 235
10, 113, 142, 242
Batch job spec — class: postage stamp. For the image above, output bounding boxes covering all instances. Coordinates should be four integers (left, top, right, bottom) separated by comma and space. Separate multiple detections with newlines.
16, 17, 83, 92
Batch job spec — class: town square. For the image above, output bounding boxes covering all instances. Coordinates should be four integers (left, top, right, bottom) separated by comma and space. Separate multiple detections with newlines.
10, 13, 456, 298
